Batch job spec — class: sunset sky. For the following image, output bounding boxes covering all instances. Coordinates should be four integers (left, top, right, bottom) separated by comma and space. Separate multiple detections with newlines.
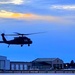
0, 0, 75, 62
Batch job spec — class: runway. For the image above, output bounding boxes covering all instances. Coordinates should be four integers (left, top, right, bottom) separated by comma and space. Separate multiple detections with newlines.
0, 73, 75, 75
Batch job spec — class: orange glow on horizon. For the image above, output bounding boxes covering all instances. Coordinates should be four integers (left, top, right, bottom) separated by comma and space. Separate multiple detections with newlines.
0, 10, 70, 24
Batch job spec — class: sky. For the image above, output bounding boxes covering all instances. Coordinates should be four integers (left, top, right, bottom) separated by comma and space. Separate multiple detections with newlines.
0, 0, 75, 63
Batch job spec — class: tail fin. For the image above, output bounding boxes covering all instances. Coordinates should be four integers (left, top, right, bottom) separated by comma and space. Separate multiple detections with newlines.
1, 33, 7, 42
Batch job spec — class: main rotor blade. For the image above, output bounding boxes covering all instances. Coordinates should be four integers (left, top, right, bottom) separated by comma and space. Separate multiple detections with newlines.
14, 32, 46, 35
25, 32, 46, 35
4, 34, 18, 36
14, 32, 25, 35
1, 31, 46, 36
0, 33, 16, 36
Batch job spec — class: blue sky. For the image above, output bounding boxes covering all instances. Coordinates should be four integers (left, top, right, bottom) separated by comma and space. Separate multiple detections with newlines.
0, 0, 75, 63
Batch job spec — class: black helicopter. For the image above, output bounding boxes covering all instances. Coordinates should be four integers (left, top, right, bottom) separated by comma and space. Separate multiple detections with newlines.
0, 32, 44, 47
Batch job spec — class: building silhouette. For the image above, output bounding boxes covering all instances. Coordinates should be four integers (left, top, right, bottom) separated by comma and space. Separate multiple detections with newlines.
31, 58, 64, 70
0, 55, 64, 70
0, 56, 10, 70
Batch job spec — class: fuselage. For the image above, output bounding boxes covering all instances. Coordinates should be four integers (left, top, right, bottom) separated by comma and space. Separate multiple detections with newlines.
6, 37, 32, 45
1, 33, 32, 46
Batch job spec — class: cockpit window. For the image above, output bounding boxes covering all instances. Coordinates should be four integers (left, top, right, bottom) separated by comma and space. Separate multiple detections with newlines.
24, 39, 28, 42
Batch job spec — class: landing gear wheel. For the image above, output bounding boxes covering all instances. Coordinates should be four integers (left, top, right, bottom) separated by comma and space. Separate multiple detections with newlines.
21, 45, 23, 47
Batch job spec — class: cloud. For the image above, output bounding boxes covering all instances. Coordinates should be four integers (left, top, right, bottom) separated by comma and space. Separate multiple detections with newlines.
50, 5, 75, 10
0, 0, 24, 5
0, 10, 68, 24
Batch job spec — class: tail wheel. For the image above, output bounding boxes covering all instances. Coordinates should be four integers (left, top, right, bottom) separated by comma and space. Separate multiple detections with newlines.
8, 44, 10, 47
28, 44, 30, 46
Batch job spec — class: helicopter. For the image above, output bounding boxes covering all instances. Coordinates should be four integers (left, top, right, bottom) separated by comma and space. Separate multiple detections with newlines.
0, 32, 44, 47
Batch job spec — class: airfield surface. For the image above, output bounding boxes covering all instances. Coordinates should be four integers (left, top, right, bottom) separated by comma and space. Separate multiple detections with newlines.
0, 73, 75, 75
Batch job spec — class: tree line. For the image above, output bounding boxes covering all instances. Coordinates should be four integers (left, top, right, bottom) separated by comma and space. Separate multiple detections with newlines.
64, 60, 75, 69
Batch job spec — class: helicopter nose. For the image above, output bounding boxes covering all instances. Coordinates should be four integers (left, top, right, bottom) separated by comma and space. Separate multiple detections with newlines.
30, 40, 32, 44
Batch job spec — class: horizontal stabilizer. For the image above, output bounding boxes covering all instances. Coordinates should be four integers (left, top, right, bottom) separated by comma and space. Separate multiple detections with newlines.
0, 41, 4, 43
